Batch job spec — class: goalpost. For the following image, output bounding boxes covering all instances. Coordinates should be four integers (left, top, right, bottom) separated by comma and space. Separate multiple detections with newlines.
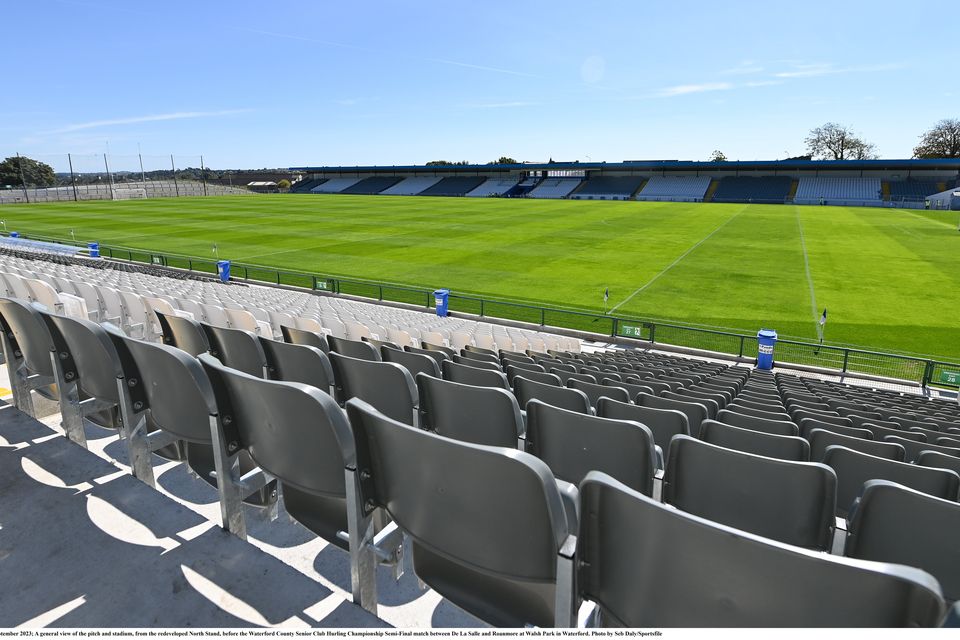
111, 188, 147, 200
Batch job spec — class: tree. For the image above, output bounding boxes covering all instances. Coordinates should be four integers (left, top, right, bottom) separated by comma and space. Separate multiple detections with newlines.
913, 119, 960, 158
708, 150, 727, 162
425, 160, 470, 166
804, 123, 878, 160
491, 156, 517, 164
0, 155, 56, 187
277, 179, 291, 190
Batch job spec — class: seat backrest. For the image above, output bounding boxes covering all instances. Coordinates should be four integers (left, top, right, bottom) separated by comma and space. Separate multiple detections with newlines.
280, 324, 329, 352
42, 312, 122, 403
452, 353, 502, 371
635, 392, 707, 438
726, 401, 792, 421
567, 378, 629, 410
199, 353, 353, 545
884, 434, 960, 464
525, 400, 656, 495
382, 346, 441, 379
421, 341, 457, 358
0, 298, 55, 376
791, 408, 853, 427
258, 336, 334, 393
663, 435, 836, 550
824, 445, 960, 518
602, 378, 655, 399
514, 376, 591, 414
458, 349, 500, 365
577, 472, 945, 627
859, 422, 925, 442
329, 352, 417, 425
699, 419, 810, 462
808, 428, 905, 462
596, 398, 689, 453
717, 407, 798, 436
416, 374, 521, 448
917, 450, 960, 476
441, 359, 510, 390
345, 398, 571, 628
156, 311, 209, 357
505, 365, 560, 387
404, 344, 450, 365
111, 330, 216, 443
846, 480, 960, 601
799, 418, 873, 441
200, 323, 267, 378
328, 335, 381, 361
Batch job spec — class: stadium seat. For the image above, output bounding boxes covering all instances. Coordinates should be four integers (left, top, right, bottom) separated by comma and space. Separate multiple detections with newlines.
699, 420, 810, 462
417, 375, 522, 448
344, 399, 577, 628
441, 359, 510, 390
635, 392, 708, 438
281, 324, 329, 352
258, 336, 335, 397
382, 346, 441, 380
808, 428, 906, 462
514, 376, 592, 415
662, 436, 836, 550
823, 445, 960, 519
576, 471, 946, 627
566, 378, 629, 410
329, 352, 418, 425
328, 335, 381, 362
717, 408, 798, 436
200, 323, 268, 378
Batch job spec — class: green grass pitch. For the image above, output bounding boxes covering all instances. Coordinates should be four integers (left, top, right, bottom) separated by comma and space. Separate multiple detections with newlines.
2, 194, 959, 362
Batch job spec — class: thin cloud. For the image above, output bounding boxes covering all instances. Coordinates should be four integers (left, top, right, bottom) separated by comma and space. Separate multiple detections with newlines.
773, 62, 904, 78
745, 80, 784, 88
464, 101, 538, 109
45, 110, 252, 134
720, 64, 765, 76
657, 82, 733, 97
238, 27, 538, 78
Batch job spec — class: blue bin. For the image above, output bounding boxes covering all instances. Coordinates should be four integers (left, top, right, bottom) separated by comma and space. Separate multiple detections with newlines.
756, 329, 778, 370
9, 232, 19, 238
217, 260, 231, 284
87, 242, 100, 258
434, 289, 450, 317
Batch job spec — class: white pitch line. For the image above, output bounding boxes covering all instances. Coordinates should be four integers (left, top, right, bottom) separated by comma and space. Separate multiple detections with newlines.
794, 206, 821, 333
609, 205, 747, 313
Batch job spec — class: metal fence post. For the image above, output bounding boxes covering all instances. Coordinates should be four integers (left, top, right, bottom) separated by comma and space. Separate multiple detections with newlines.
842, 349, 850, 373
649, 323, 656, 344
480, 300, 485, 317
922, 361, 934, 388
738, 336, 745, 358
540, 308, 545, 326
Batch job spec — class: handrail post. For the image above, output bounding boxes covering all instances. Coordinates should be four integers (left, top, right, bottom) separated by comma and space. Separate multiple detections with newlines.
738, 336, 745, 358
611, 317, 618, 338
922, 361, 934, 388
540, 308, 545, 326
842, 349, 850, 373
480, 300, 485, 317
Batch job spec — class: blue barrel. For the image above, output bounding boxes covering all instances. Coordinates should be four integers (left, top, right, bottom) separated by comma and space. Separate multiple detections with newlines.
756, 329, 778, 370
87, 242, 100, 258
9, 232, 19, 238
217, 260, 231, 284
434, 289, 450, 317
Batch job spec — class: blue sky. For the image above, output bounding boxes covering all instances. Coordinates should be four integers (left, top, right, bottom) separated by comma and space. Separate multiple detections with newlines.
2, 0, 956, 170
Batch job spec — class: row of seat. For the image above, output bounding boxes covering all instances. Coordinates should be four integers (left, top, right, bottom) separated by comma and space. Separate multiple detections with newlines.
1, 297, 957, 627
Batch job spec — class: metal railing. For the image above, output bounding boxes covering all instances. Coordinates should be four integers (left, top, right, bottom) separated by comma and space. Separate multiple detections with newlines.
8, 231, 960, 390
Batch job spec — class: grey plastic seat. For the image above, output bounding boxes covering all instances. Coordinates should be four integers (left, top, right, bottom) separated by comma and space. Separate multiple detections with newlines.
883, 434, 960, 464
329, 352, 418, 425
717, 407, 798, 436
514, 376, 592, 415
197, 354, 401, 615
201, 323, 267, 378
673, 387, 725, 413
909, 424, 958, 443
860, 422, 925, 442
596, 398, 689, 455
799, 418, 873, 441
441, 359, 510, 390
452, 353, 502, 371
577, 471, 946, 627
823, 445, 960, 519
549, 369, 597, 385
382, 346, 441, 380
567, 378, 629, 410
699, 419, 810, 462
505, 365, 560, 387
417, 374, 522, 448
280, 324, 329, 353
458, 349, 501, 366
111, 331, 276, 534
328, 335, 381, 361
891, 416, 942, 432
421, 342, 456, 358
0, 298, 58, 419
601, 377, 655, 399
663, 436, 836, 550
156, 310, 209, 356
362, 336, 399, 352
727, 402, 792, 422
635, 392, 707, 438
345, 399, 576, 628
917, 450, 960, 476
463, 344, 497, 357
846, 480, 960, 601
501, 359, 543, 374
405, 344, 450, 366
808, 428, 905, 462
258, 336, 335, 396
791, 408, 853, 427
525, 400, 656, 496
